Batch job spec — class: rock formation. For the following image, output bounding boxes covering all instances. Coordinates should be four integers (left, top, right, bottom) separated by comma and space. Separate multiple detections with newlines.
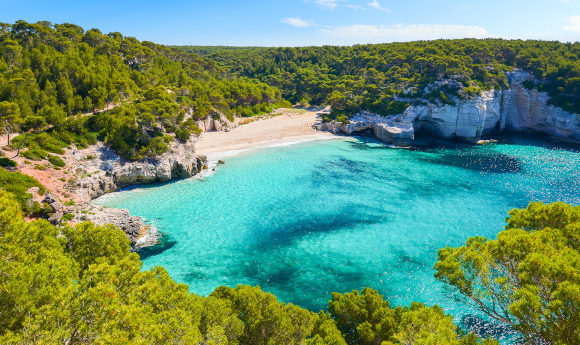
65, 138, 207, 247
195, 110, 237, 132
319, 70, 580, 145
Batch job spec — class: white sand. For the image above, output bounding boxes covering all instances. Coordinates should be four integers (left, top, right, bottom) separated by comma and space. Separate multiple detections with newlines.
194, 109, 338, 160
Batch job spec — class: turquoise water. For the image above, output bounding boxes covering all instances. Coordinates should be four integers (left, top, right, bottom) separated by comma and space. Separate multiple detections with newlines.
95, 136, 579, 340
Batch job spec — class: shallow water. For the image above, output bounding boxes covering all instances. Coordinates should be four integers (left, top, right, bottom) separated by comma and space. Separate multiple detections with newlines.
95, 135, 579, 342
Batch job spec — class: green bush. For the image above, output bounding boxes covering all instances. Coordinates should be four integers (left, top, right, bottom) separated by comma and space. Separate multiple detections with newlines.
0, 158, 17, 168
61, 213, 75, 222
0, 167, 46, 213
48, 155, 66, 167
21, 146, 49, 161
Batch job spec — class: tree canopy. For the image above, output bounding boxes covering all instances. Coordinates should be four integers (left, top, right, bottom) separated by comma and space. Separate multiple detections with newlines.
0, 21, 287, 160
435, 202, 580, 345
184, 40, 580, 118
0, 189, 497, 344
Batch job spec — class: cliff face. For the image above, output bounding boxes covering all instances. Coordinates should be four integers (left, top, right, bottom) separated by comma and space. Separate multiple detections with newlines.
321, 70, 580, 145
502, 71, 580, 141
65, 139, 206, 247
72, 140, 206, 203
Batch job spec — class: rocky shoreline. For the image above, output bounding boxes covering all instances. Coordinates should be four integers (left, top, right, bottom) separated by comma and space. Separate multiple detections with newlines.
57, 138, 208, 248
29, 70, 579, 249
317, 70, 580, 146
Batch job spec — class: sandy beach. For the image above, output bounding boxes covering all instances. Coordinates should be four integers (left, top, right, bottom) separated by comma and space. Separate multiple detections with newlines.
194, 108, 337, 160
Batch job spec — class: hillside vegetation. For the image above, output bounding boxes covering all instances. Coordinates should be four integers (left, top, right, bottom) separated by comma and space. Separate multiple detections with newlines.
0, 21, 287, 161
1, 21, 578, 161
1, 192, 578, 344
0, 190, 498, 345
184, 40, 580, 120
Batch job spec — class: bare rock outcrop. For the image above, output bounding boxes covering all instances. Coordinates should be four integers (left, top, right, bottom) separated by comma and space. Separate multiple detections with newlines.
64, 138, 206, 246
83, 206, 156, 247
70, 139, 206, 204
195, 110, 237, 132
319, 70, 580, 145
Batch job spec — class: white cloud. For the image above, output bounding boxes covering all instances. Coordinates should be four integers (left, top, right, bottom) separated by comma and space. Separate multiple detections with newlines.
321, 24, 490, 43
368, 0, 390, 13
346, 4, 368, 10
282, 17, 312, 27
564, 15, 580, 32
314, 0, 343, 9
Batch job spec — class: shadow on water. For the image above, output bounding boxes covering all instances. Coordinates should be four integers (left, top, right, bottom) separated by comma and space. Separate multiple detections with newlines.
135, 233, 177, 260
249, 205, 388, 250
461, 315, 522, 343
493, 132, 580, 153
346, 132, 580, 175
236, 252, 372, 310
419, 150, 522, 173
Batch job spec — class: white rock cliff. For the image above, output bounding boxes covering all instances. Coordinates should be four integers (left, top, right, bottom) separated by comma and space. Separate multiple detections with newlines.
320, 70, 580, 145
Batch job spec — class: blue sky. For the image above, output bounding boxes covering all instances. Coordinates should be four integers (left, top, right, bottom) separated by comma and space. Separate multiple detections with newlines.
2, 0, 579, 46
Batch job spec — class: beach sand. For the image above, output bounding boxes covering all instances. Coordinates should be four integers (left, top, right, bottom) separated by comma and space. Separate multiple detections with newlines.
194, 108, 337, 160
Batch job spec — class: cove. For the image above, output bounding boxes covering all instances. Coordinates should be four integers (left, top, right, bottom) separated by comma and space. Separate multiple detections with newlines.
94, 135, 579, 339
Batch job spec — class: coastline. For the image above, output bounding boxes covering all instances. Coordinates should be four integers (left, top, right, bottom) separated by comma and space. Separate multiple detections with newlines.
194, 107, 336, 162
85, 108, 338, 247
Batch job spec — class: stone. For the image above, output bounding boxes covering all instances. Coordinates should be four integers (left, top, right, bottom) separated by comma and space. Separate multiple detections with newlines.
319, 70, 580, 145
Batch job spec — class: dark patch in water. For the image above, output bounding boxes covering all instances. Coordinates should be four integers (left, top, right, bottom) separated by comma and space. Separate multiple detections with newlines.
421, 149, 522, 173
461, 314, 521, 342
249, 207, 387, 249
394, 251, 427, 268
183, 270, 209, 283
135, 233, 177, 260
236, 255, 372, 311
310, 156, 387, 187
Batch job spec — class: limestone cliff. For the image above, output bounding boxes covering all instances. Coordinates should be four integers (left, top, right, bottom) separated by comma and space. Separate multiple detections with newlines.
195, 111, 237, 132
320, 70, 580, 145
65, 139, 206, 246
71, 140, 206, 203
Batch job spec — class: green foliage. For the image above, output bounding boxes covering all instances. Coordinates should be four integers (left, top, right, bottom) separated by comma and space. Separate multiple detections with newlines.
0, 191, 344, 344
21, 147, 47, 161
47, 155, 65, 167
0, 190, 501, 344
329, 288, 400, 344
0, 157, 16, 167
434, 202, 580, 344
0, 167, 45, 213
61, 213, 74, 222
185, 40, 580, 115
0, 20, 285, 161
328, 288, 495, 345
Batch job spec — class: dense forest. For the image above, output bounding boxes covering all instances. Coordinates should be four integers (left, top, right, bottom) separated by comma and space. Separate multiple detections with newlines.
0, 21, 287, 161
1, 21, 579, 162
184, 40, 580, 120
0, 21, 579, 344
1, 190, 578, 344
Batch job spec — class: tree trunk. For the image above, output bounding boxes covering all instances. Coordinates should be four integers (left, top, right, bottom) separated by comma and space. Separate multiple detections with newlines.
2, 122, 10, 146
14, 133, 29, 158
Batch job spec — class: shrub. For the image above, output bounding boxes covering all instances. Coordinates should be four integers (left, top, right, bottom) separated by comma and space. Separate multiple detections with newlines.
22, 146, 49, 161
48, 155, 66, 167
0, 158, 17, 168
61, 213, 75, 222
0, 167, 46, 212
